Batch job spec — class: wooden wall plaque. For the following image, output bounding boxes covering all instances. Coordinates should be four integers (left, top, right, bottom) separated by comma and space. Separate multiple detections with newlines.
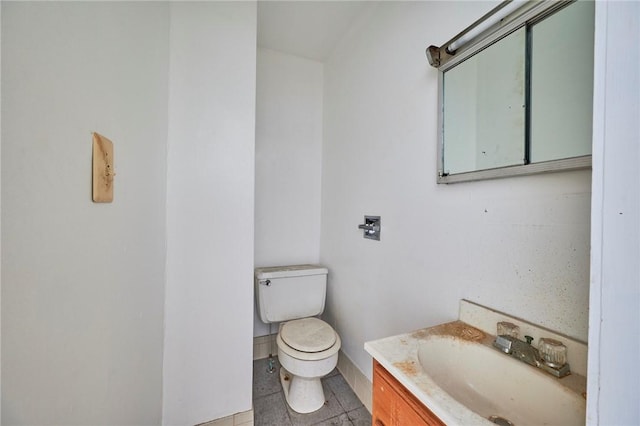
92, 132, 114, 203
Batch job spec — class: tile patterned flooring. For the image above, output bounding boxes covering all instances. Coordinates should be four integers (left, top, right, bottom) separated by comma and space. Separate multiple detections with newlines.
253, 357, 372, 426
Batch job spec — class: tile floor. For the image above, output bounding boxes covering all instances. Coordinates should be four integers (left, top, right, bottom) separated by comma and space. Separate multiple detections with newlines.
253, 357, 372, 426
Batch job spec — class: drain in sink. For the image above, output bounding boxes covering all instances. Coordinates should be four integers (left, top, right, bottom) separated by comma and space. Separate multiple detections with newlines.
488, 415, 514, 426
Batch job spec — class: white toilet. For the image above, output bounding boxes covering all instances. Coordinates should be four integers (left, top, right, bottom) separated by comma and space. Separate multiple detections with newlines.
255, 264, 341, 414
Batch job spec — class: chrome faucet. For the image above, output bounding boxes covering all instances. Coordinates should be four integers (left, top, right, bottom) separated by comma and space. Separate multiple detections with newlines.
493, 327, 571, 378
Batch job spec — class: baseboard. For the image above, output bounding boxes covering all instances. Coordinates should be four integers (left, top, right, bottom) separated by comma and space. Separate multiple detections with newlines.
253, 335, 372, 413
253, 333, 277, 360
196, 409, 253, 426
336, 349, 372, 414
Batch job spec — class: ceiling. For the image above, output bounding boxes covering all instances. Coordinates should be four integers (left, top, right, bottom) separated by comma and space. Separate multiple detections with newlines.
257, 1, 371, 62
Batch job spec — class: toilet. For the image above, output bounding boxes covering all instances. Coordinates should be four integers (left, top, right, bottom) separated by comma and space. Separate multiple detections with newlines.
255, 264, 341, 414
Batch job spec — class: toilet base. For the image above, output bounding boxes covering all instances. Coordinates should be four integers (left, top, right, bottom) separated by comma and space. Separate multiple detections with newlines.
280, 367, 326, 414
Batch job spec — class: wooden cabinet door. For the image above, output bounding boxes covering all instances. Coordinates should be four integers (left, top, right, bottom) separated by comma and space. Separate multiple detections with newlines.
373, 360, 445, 426
373, 361, 395, 426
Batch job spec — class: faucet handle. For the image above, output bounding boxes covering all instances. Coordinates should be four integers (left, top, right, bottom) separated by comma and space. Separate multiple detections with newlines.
539, 338, 568, 367
497, 321, 520, 338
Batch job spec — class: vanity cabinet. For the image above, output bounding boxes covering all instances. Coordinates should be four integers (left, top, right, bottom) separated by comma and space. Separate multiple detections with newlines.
372, 360, 444, 426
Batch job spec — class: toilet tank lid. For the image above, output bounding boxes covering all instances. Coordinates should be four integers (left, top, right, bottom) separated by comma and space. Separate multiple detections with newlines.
255, 264, 328, 279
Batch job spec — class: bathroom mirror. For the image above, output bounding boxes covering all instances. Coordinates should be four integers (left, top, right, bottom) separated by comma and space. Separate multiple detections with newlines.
443, 27, 526, 174
529, 1, 594, 162
436, 0, 594, 183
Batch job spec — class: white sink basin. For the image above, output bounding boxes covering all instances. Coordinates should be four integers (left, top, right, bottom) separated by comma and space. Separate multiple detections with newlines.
417, 334, 586, 425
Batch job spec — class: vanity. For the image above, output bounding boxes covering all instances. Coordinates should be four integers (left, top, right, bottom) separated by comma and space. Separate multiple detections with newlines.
365, 300, 587, 425
373, 359, 444, 426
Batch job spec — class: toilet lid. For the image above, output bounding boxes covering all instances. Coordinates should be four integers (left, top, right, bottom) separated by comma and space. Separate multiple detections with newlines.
280, 318, 337, 353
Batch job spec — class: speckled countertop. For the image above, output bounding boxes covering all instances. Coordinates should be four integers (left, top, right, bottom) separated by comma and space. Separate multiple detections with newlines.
364, 319, 587, 425
365, 321, 494, 425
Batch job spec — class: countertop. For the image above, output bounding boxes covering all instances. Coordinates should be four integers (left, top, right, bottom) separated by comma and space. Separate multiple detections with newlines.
364, 320, 587, 425
365, 321, 494, 425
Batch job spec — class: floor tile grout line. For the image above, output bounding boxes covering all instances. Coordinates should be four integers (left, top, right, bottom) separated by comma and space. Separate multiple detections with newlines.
253, 357, 369, 426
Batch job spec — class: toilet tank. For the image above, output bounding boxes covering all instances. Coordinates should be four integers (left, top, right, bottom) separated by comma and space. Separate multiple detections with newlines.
255, 264, 329, 324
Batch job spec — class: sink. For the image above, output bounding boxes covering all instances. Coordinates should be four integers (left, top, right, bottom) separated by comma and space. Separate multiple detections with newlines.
417, 334, 586, 425
364, 302, 589, 425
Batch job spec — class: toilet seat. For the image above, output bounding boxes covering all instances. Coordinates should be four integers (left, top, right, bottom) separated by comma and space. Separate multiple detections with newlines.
281, 317, 336, 352
277, 318, 341, 362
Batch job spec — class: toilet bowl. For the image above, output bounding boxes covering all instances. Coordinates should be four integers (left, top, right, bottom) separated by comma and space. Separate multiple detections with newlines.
276, 317, 341, 413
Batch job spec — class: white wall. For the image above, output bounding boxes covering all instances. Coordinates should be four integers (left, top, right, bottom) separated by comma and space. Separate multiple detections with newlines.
162, 3, 256, 424
587, 1, 640, 424
1, 3, 169, 423
2, 2, 258, 424
254, 48, 324, 337
321, 1, 591, 380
